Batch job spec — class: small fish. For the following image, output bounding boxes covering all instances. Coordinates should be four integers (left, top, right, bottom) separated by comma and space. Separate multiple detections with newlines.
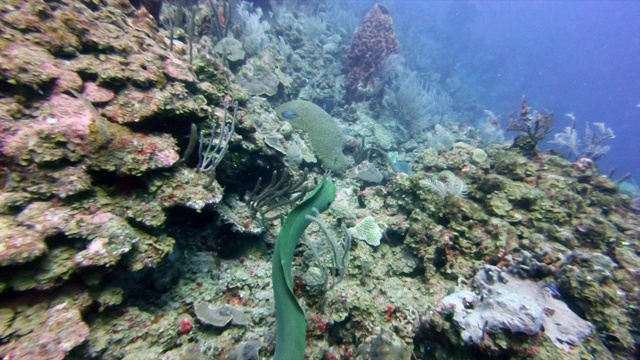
545, 282, 561, 297
281, 109, 298, 119
393, 161, 414, 175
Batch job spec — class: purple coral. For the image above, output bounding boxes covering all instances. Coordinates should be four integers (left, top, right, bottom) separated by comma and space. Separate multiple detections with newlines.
506, 97, 553, 156
344, 4, 400, 103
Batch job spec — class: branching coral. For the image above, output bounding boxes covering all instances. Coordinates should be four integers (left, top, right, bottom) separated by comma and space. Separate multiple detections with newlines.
506, 97, 553, 156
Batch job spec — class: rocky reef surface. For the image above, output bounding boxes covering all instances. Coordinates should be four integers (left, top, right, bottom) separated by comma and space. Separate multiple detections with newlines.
0, 1, 638, 359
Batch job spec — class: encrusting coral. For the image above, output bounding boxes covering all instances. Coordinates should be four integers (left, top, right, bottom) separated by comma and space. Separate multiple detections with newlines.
443, 266, 594, 352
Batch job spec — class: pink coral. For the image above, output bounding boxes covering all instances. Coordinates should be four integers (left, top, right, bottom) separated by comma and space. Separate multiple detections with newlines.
1, 94, 102, 164
44, 94, 93, 141
1, 303, 89, 360
154, 149, 180, 168
91, 130, 179, 175
15, 202, 142, 268
102, 86, 163, 124
82, 82, 116, 103
163, 57, 197, 84
0, 216, 47, 266
51, 69, 83, 94
72, 212, 138, 267
344, 4, 400, 103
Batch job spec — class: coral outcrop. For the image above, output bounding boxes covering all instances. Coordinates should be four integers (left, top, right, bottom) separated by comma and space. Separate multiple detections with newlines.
0, 0, 232, 263
0, 0, 231, 356
1, 303, 89, 360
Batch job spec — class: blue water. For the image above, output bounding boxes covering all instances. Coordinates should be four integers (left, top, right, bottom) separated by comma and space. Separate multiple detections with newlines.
381, 1, 640, 181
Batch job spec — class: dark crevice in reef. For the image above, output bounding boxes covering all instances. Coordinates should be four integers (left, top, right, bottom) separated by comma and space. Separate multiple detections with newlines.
215, 149, 288, 198
164, 204, 264, 260
125, 114, 196, 140
106, 204, 267, 305
89, 170, 149, 194
165, 202, 218, 230
35, 157, 83, 171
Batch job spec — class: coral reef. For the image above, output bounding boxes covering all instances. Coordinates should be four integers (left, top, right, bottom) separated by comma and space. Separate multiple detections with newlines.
0, 0, 231, 357
0, 0, 638, 359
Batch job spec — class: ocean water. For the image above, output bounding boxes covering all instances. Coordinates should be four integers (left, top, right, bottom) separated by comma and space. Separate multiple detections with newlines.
388, 0, 640, 180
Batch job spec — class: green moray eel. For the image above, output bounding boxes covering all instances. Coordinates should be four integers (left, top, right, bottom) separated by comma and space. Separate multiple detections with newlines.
272, 177, 336, 360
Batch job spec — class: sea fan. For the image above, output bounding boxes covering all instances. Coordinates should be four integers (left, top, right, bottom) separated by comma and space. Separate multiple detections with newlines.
550, 125, 580, 157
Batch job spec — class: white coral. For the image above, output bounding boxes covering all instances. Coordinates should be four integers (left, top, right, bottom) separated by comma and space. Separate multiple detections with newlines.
349, 216, 382, 247
442, 266, 594, 352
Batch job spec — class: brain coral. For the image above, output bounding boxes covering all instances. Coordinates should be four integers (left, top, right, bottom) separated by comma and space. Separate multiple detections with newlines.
276, 100, 349, 172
